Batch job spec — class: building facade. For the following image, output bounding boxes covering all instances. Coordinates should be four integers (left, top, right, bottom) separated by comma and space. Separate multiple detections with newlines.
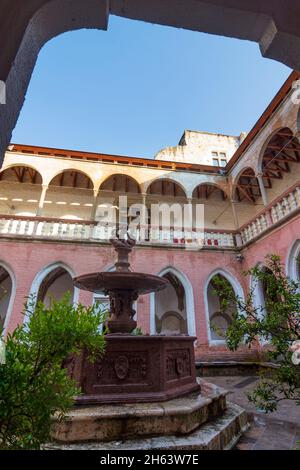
1, 71, 300, 362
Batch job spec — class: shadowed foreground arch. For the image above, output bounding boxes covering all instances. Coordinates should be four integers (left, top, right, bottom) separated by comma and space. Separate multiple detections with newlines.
2, 1, 300, 160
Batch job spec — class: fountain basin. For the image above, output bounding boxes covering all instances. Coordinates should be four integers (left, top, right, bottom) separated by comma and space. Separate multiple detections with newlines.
65, 335, 200, 404
73, 271, 169, 296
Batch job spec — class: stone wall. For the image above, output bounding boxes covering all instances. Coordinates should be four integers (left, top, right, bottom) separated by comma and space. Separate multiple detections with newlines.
155, 130, 242, 166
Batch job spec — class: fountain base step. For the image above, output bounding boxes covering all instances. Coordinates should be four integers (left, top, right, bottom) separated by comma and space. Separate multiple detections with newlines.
66, 335, 200, 405
50, 380, 248, 449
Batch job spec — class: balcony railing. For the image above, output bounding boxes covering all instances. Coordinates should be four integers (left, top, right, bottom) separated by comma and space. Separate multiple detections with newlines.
0, 215, 236, 249
2, 183, 299, 248
240, 183, 300, 244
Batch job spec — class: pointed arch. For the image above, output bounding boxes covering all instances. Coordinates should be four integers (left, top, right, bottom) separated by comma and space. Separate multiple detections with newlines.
150, 266, 196, 337
258, 127, 296, 174
0, 261, 16, 333
250, 261, 278, 321
204, 268, 244, 344
257, 127, 300, 203
286, 239, 300, 281
27, 261, 79, 319
232, 167, 261, 204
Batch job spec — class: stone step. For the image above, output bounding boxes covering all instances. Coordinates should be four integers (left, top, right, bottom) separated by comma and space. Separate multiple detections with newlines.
48, 402, 249, 451
51, 379, 228, 443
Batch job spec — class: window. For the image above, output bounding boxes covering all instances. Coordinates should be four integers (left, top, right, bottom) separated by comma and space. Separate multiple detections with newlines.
211, 151, 227, 167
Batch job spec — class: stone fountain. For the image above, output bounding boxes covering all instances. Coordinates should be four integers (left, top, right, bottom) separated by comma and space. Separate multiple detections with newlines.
52, 233, 249, 450
69, 232, 200, 404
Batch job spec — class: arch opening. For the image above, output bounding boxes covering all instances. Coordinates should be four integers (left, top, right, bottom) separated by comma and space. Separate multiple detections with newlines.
0, 165, 43, 216
252, 264, 279, 321
233, 168, 265, 227
234, 168, 261, 204
260, 128, 300, 203
36, 266, 75, 308
99, 174, 141, 195
192, 183, 226, 201
206, 273, 236, 342
96, 174, 142, 231
49, 170, 93, 190
146, 179, 186, 199
151, 267, 196, 337
45, 170, 94, 220
192, 183, 235, 230
155, 271, 188, 335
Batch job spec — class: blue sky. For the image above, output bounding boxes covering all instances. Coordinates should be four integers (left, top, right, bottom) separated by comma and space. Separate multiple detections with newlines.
12, 15, 291, 158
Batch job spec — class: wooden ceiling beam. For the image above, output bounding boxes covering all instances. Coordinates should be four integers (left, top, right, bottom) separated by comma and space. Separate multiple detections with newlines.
270, 162, 290, 173
276, 131, 294, 138
262, 170, 282, 179
12, 167, 21, 182
267, 144, 300, 152
237, 185, 256, 204
263, 153, 297, 163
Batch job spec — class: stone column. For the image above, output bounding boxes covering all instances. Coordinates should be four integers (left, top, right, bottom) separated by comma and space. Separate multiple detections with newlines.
257, 173, 268, 207
230, 199, 239, 229
36, 185, 48, 216
230, 199, 243, 246
141, 193, 148, 241
90, 190, 98, 220
186, 197, 193, 240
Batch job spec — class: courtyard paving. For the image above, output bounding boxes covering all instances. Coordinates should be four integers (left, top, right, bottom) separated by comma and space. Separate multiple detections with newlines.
206, 375, 300, 450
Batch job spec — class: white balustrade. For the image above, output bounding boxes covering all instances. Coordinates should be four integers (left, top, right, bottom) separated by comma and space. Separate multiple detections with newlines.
5, 186, 300, 251
240, 186, 300, 243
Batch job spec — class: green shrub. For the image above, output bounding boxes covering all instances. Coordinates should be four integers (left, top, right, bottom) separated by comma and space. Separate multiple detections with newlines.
213, 254, 300, 413
0, 294, 106, 449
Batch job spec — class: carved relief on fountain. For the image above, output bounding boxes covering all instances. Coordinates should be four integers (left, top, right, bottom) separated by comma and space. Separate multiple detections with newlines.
95, 351, 148, 384
166, 349, 191, 381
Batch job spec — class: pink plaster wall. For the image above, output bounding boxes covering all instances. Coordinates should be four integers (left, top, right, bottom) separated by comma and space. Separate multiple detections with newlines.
1, 214, 299, 360
241, 215, 300, 272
